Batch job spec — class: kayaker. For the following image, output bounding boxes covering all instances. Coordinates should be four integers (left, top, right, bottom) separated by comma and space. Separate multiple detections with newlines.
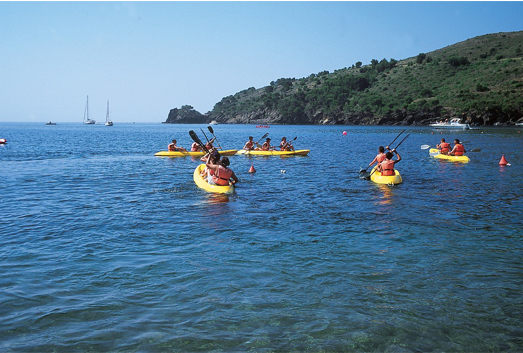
367, 146, 387, 169
279, 137, 295, 151
191, 142, 202, 152
436, 138, 451, 155
168, 139, 187, 152
449, 139, 466, 156
206, 157, 238, 186
378, 149, 401, 176
260, 138, 273, 151
243, 136, 255, 150
205, 137, 216, 150
200, 150, 220, 181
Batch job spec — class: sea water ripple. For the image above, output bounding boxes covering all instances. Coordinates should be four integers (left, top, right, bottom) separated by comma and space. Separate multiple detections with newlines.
1, 122, 522, 352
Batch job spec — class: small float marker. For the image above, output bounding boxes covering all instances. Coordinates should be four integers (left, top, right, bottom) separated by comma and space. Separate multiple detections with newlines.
342, 131, 347, 135
281, 170, 286, 173
499, 154, 510, 166
249, 163, 256, 173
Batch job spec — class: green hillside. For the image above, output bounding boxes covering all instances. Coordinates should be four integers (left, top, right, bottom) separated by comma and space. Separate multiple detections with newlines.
204, 31, 523, 126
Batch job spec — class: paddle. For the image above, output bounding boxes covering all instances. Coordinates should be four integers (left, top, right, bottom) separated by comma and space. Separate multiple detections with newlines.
391, 133, 409, 149
200, 128, 212, 145
255, 132, 269, 145
360, 130, 405, 174
207, 126, 224, 150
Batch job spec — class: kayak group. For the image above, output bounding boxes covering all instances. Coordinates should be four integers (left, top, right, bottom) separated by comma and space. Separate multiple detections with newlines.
161, 128, 475, 192
170, 130, 307, 194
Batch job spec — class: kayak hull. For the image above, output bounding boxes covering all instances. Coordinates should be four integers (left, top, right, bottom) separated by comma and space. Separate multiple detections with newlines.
370, 167, 403, 185
193, 164, 234, 194
429, 148, 470, 163
155, 149, 237, 157
236, 149, 310, 156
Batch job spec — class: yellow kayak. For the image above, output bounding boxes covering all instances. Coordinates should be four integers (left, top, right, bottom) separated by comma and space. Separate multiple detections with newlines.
193, 164, 234, 194
155, 149, 237, 157
429, 148, 470, 163
236, 149, 310, 156
370, 166, 403, 185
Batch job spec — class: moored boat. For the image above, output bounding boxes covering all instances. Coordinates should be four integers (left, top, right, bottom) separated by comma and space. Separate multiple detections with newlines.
0, 138, 6, 144
83, 96, 96, 124
429, 148, 470, 163
105, 101, 113, 126
369, 166, 403, 185
154, 149, 238, 157
236, 149, 310, 156
193, 164, 234, 194
45, 121, 56, 125
429, 118, 470, 130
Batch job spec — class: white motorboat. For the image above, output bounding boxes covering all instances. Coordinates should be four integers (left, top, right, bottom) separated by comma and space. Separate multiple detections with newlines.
429, 118, 470, 129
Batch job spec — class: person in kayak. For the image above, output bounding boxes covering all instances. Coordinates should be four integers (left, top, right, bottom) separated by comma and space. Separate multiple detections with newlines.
260, 138, 274, 151
279, 137, 295, 151
449, 139, 466, 156
191, 142, 202, 152
378, 149, 401, 176
436, 138, 451, 155
205, 137, 216, 151
168, 139, 187, 152
200, 149, 220, 182
367, 146, 387, 169
206, 156, 238, 186
243, 136, 255, 150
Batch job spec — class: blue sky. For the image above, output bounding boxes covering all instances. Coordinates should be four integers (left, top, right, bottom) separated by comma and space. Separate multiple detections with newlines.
1, 1, 522, 123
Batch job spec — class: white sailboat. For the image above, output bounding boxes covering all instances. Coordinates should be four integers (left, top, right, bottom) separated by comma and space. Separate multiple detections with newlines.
105, 100, 113, 126
83, 96, 96, 124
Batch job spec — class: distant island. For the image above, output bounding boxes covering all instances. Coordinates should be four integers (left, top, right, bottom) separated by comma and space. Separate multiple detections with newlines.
165, 31, 523, 126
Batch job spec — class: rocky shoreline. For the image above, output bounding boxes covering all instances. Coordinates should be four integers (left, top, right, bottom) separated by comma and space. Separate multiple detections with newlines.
165, 106, 522, 127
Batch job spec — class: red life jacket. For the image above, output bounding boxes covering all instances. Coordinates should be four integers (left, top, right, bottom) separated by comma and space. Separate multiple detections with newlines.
191, 142, 199, 152
454, 144, 465, 156
168, 143, 176, 151
212, 165, 233, 186
245, 141, 254, 150
380, 159, 395, 176
440, 142, 451, 153
376, 153, 386, 163
262, 142, 271, 151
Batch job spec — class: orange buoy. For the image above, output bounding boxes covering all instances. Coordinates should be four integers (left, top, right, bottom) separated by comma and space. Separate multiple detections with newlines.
499, 154, 509, 166
249, 163, 256, 173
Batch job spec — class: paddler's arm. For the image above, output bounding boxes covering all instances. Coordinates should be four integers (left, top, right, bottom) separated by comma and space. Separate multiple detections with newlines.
230, 171, 239, 184
205, 161, 219, 172
368, 156, 378, 167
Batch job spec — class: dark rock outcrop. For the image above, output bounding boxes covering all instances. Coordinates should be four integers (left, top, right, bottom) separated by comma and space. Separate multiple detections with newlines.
164, 105, 209, 124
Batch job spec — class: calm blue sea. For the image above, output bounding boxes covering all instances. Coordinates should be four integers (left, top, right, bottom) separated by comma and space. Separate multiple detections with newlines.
1, 122, 522, 352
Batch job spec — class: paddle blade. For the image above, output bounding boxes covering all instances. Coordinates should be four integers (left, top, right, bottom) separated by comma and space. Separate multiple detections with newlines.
208, 126, 214, 134
189, 130, 209, 153
421, 145, 431, 150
